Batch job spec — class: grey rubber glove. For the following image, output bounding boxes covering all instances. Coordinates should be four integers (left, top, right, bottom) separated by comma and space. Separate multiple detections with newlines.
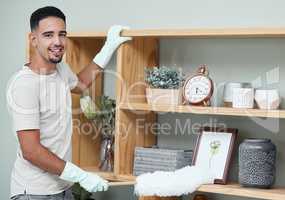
93, 25, 132, 68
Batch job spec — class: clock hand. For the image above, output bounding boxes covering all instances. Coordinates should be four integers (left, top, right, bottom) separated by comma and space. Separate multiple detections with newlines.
196, 88, 204, 94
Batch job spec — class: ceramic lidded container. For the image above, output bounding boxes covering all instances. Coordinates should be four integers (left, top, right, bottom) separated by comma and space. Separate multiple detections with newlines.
232, 88, 254, 108
223, 82, 251, 107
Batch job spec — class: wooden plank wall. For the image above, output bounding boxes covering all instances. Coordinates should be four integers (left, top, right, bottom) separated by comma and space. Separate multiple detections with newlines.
65, 38, 104, 167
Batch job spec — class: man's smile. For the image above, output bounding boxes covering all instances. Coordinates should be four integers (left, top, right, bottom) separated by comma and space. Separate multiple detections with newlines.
49, 46, 64, 56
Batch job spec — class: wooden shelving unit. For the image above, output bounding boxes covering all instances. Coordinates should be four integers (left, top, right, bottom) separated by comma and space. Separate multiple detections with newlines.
114, 28, 285, 200
27, 28, 285, 200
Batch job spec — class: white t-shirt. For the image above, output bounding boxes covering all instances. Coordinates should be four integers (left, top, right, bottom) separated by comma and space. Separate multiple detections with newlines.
6, 62, 78, 197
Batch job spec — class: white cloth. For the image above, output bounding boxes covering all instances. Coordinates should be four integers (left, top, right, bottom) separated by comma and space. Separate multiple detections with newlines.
6, 62, 78, 197
134, 165, 215, 197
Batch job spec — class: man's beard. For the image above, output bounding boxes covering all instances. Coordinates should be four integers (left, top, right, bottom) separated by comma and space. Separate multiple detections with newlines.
48, 45, 64, 64
49, 56, 63, 64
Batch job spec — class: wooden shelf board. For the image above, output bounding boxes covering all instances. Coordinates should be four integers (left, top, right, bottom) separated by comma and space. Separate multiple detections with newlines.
81, 166, 115, 180
82, 166, 136, 186
116, 174, 136, 181
68, 28, 285, 38
122, 28, 285, 38
119, 103, 285, 118
197, 183, 285, 200
108, 181, 136, 187
93, 172, 285, 200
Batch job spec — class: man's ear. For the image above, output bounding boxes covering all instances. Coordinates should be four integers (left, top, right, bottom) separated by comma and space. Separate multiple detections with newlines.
29, 32, 37, 48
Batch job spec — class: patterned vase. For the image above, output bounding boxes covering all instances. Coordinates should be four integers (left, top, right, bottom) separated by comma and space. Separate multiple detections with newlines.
239, 139, 276, 188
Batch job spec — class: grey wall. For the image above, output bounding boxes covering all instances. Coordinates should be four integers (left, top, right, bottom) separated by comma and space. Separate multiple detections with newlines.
157, 38, 285, 200
1, 0, 285, 200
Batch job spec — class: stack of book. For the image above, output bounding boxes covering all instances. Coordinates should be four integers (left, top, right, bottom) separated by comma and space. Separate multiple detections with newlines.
133, 147, 193, 176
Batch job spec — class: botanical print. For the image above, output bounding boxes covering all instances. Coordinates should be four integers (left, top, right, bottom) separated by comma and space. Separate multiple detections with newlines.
209, 140, 221, 168
194, 131, 233, 179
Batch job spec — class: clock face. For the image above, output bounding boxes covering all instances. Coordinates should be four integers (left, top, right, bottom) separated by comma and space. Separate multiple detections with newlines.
184, 75, 212, 104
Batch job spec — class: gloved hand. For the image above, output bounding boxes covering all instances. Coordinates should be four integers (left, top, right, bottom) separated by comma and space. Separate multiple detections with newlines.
60, 162, 108, 192
93, 25, 132, 68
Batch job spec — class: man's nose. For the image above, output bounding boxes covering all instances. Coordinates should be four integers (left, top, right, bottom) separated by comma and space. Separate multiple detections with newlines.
53, 36, 61, 45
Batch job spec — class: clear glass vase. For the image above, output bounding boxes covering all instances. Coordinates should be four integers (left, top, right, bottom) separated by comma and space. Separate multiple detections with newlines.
99, 136, 114, 171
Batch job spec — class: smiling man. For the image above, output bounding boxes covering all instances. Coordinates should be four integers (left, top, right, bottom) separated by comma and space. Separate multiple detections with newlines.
7, 6, 131, 200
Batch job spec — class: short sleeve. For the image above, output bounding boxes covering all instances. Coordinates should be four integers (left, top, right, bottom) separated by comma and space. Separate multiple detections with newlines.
6, 75, 40, 132
57, 62, 79, 90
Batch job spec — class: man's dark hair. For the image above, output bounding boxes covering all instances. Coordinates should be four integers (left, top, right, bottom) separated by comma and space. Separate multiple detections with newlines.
30, 6, 66, 31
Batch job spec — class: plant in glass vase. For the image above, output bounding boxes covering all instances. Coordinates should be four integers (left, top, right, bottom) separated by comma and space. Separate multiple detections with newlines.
80, 95, 116, 172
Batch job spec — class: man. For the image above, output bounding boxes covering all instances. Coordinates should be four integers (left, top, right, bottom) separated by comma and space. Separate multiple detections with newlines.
6, 6, 131, 200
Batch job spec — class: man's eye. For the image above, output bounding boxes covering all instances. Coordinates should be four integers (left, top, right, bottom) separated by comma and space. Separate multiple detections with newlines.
59, 33, 67, 37
44, 34, 53, 38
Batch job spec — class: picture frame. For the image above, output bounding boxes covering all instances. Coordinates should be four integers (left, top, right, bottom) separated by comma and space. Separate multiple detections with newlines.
192, 127, 238, 184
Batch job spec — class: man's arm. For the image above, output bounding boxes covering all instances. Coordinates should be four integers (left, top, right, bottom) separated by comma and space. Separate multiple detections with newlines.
71, 25, 131, 95
17, 129, 65, 175
71, 62, 102, 94
17, 129, 108, 192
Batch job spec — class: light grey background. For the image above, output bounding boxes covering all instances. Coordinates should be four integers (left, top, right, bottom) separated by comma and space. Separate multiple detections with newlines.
1, 0, 285, 200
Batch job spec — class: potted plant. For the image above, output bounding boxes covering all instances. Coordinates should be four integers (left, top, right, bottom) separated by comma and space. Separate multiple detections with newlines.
72, 183, 95, 200
145, 66, 184, 105
80, 95, 116, 172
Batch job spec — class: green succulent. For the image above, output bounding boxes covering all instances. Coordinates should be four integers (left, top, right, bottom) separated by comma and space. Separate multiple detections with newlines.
145, 66, 184, 89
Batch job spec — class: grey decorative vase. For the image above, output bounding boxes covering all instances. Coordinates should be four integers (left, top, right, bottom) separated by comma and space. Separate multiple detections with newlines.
239, 139, 276, 188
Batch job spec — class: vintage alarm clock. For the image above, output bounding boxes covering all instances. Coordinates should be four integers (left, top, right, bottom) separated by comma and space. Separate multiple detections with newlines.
183, 65, 214, 106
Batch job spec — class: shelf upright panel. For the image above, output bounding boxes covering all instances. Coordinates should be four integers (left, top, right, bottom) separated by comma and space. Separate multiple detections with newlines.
115, 38, 159, 177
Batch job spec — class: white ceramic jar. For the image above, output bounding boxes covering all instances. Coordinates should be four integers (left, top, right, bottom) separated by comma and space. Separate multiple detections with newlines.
255, 89, 280, 110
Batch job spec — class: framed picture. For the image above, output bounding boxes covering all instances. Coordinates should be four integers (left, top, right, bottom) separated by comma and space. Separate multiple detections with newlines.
192, 127, 238, 184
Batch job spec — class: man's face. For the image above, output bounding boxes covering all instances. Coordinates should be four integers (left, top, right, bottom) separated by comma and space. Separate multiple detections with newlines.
31, 16, 66, 64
